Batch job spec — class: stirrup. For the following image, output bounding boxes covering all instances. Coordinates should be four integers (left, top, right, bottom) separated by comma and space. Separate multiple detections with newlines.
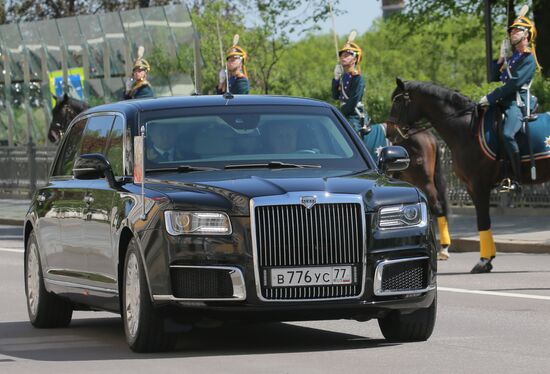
497, 178, 521, 193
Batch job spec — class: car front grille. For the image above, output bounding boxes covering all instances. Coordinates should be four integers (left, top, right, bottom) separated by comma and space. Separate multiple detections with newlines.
253, 201, 364, 301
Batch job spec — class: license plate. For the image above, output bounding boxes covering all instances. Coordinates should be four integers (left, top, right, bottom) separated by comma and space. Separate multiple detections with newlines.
270, 266, 353, 287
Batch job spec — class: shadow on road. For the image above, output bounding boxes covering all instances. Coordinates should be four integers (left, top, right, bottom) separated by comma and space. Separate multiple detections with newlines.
438, 270, 550, 276
0, 317, 396, 361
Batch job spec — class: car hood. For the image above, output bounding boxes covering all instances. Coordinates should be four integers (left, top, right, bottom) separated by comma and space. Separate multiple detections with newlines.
145, 168, 421, 215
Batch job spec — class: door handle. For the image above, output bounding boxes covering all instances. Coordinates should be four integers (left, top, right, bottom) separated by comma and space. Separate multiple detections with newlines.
84, 195, 94, 204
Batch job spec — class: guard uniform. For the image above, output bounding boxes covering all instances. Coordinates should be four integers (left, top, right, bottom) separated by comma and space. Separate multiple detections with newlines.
486, 16, 540, 186
217, 45, 249, 95
124, 58, 155, 100
332, 41, 387, 160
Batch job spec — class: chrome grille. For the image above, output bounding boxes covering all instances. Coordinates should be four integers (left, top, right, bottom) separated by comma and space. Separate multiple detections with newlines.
254, 201, 364, 301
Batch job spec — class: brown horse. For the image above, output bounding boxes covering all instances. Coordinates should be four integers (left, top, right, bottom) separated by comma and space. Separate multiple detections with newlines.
47, 94, 88, 143
384, 124, 451, 260
388, 78, 550, 273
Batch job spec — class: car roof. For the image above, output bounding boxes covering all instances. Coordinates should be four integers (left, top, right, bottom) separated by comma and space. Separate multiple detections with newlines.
83, 95, 333, 116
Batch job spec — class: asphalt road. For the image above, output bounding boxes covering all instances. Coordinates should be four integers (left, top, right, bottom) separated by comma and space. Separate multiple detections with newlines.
1, 224, 550, 373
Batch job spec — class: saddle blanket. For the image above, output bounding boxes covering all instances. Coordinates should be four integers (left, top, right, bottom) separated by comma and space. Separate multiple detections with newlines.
478, 107, 550, 161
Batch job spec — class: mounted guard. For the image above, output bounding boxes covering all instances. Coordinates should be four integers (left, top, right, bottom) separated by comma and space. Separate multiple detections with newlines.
124, 46, 155, 100
216, 35, 250, 95
479, 7, 541, 192
331, 32, 388, 160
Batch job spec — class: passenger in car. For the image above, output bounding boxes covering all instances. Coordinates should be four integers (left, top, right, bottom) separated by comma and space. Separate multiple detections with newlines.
146, 124, 178, 162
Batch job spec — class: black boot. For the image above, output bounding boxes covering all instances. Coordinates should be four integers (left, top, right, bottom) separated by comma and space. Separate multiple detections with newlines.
509, 151, 522, 192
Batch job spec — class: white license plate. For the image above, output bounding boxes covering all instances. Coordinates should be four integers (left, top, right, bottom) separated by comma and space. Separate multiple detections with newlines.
270, 266, 353, 287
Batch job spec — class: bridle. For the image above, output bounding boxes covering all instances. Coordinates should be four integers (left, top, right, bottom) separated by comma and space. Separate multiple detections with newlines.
390, 89, 476, 139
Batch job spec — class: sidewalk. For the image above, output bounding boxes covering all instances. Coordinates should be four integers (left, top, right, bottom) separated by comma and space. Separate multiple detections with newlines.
0, 199, 549, 254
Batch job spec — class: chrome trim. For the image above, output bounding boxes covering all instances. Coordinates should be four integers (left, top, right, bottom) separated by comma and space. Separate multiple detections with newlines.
152, 265, 246, 301
377, 202, 428, 230
250, 192, 367, 302
164, 211, 233, 236
44, 278, 118, 294
373, 256, 435, 296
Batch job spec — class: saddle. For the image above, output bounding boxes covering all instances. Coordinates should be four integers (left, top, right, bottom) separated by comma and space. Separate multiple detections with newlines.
476, 103, 550, 163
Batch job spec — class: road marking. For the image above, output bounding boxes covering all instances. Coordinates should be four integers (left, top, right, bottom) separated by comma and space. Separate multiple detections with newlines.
0, 247, 23, 253
439, 286, 550, 301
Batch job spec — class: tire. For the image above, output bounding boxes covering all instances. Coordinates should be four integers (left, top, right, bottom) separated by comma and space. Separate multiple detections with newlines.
378, 294, 437, 342
25, 231, 73, 328
122, 238, 176, 352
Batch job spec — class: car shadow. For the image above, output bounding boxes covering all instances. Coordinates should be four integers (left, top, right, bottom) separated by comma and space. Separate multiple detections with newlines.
0, 318, 397, 361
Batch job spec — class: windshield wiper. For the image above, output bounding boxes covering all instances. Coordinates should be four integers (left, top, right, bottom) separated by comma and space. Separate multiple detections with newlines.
146, 165, 220, 173
224, 161, 321, 170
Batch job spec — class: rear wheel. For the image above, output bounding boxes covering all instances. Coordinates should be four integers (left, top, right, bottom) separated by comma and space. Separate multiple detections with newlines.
122, 238, 176, 352
378, 295, 436, 342
25, 231, 73, 328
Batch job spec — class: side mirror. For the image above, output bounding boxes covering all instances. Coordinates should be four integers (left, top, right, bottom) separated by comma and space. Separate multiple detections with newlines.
73, 153, 119, 187
378, 146, 410, 173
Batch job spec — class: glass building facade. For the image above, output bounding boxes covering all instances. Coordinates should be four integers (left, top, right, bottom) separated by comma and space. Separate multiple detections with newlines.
0, 4, 200, 146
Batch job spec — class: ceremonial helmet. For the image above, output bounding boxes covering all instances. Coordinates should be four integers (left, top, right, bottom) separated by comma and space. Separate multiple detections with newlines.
508, 15, 541, 71
226, 43, 248, 76
226, 45, 248, 62
508, 16, 537, 41
133, 58, 151, 72
338, 41, 363, 64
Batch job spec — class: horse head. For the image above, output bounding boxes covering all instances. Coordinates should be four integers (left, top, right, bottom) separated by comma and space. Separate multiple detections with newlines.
387, 77, 425, 131
48, 93, 89, 143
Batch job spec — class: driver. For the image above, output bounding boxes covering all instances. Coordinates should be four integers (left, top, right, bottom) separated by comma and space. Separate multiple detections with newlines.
479, 15, 540, 191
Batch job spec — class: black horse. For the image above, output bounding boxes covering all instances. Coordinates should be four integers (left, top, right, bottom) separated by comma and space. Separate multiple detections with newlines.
388, 78, 550, 273
48, 94, 89, 143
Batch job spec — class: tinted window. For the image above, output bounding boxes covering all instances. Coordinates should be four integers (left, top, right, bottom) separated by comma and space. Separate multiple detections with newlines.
52, 119, 86, 176
105, 116, 124, 176
141, 106, 368, 171
80, 115, 115, 155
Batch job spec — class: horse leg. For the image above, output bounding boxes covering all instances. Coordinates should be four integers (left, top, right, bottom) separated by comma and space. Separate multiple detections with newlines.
432, 144, 451, 260
469, 187, 496, 273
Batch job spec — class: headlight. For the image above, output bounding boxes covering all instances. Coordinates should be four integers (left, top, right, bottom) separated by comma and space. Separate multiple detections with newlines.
377, 203, 427, 229
164, 211, 232, 235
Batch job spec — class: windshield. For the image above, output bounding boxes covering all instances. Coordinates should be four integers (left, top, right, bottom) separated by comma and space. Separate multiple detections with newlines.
140, 105, 370, 172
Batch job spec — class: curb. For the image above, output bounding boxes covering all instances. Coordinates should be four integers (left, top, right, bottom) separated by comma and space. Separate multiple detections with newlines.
0, 218, 24, 226
452, 238, 550, 254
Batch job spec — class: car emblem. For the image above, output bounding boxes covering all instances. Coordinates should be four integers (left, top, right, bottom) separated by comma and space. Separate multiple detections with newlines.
300, 196, 317, 209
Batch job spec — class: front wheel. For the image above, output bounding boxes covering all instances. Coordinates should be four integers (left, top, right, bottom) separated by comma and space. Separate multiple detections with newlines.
122, 238, 176, 352
377, 294, 437, 342
25, 231, 73, 328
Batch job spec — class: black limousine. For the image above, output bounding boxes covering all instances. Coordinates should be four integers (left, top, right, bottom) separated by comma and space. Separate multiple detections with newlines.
24, 95, 437, 352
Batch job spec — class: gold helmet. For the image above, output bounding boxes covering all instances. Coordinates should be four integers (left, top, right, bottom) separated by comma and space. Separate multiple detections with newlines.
508, 15, 541, 71
338, 41, 363, 64
508, 16, 537, 41
226, 45, 248, 62
133, 58, 151, 72
226, 45, 248, 77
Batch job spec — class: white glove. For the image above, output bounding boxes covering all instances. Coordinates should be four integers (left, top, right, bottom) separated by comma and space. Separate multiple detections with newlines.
218, 69, 226, 85
334, 63, 344, 80
479, 96, 489, 106
499, 39, 510, 62
125, 78, 134, 92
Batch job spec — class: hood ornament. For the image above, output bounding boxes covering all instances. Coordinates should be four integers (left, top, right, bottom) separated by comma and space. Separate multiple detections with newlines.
300, 196, 317, 209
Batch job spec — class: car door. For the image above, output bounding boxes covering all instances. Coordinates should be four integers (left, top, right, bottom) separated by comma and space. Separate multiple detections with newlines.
80, 114, 121, 290
36, 119, 86, 277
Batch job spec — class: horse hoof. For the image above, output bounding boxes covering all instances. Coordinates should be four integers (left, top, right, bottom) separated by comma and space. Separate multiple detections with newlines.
437, 246, 450, 261
470, 258, 493, 274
